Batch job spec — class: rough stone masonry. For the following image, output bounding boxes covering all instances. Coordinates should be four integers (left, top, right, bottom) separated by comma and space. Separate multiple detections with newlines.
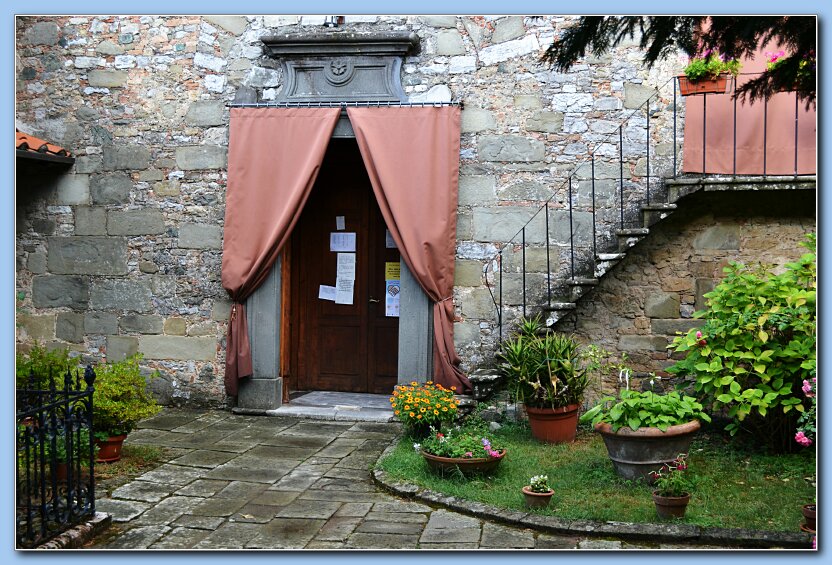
15, 16, 814, 407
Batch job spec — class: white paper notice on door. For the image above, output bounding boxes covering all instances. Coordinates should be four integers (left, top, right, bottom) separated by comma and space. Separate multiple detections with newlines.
385, 280, 400, 317
336, 253, 356, 280
330, 232, 356, 252
336, 216, 345, 231
318, 285, 336, 302
335, 277, 354, 305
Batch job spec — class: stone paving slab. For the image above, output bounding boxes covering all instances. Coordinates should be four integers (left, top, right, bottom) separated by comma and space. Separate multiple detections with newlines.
131, 495, 203, 526
95, 498, 151, 522
174, 478, 229, 497
148, 526, 211, 549
344, 532, 420, 549
276, 499, 342, 520
171, 514, 226, 531
111, 479, 176, 503
314, 516, 363, 541
214, 480, 269, 501
101, 525, 170, 549
248, 518, 326, 549
169, 449, 238, 468
137, 463, 205, 486
192, 522, 264, 549
480, 522, 536, 548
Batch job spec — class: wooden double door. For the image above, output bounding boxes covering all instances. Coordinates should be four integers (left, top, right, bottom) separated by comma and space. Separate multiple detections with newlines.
289, 139, 399, 394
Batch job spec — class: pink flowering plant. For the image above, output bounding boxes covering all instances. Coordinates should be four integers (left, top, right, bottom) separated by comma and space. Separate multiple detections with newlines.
650, 454, 693, 497
417, 428, 504, 459
795, 377, 816, 447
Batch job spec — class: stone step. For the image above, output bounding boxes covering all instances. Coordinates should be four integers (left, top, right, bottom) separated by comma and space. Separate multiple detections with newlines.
616, 228, 649, 251
540, 301, 576, 312
642, 203, 677, 227
568, 277, 599, 286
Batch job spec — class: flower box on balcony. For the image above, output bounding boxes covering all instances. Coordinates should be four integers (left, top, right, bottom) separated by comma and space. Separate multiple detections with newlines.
677, 74, 729, 96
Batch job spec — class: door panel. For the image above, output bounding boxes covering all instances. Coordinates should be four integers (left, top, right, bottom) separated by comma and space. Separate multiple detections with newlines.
290, 139, 399, 394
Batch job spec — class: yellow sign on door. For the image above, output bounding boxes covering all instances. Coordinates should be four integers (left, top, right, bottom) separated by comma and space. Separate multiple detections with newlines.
385, 261, 400, 280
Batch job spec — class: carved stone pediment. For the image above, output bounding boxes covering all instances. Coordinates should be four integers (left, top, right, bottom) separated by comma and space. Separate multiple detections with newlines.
261, 31, 420, 104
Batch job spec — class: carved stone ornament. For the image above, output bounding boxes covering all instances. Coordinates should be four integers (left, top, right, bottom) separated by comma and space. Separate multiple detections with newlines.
260, 31, 420, 104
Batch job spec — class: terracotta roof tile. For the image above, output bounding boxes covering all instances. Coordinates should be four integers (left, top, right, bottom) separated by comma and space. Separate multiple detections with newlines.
16, 130, 71, 158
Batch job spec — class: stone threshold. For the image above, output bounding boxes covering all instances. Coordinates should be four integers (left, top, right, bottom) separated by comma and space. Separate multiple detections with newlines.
371, 442, 813, 550
28, 512, 112, 549
232, 404, 395, 422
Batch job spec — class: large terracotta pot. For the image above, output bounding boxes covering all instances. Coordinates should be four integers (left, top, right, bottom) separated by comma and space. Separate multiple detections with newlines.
652, 491, 691, 520
421, 450, 506, 475
594, 420, 701, 483
678, 74, 729, 96
96, 434, 127, 463
526, 404, 580, 444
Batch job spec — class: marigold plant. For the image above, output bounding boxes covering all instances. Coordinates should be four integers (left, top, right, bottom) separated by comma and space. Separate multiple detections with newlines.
390, 381, 458, 430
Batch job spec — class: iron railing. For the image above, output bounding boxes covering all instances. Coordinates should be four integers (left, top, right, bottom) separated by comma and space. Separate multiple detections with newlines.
484, 72, 815, 343
16, 366, 97, 548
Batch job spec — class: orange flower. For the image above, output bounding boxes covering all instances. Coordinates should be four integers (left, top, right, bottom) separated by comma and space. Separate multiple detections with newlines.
450, 386, 456, 391
394, 410, 400, 415
409, 412, 415, 417
433, 410, 439, 415
416, 414, 422, 420
442, 407, 448, 412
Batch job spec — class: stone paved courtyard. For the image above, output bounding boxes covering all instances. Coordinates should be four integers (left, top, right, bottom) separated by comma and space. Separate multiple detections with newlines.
91, 408, 711, 549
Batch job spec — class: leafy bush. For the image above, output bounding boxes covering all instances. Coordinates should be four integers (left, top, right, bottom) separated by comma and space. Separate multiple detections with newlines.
16, 344, 77, 389
498, 316, 597, 409
580, 390, 711, 432
667, 234, 816, 445
93, 355, 161, 438
683, 51, 741, 80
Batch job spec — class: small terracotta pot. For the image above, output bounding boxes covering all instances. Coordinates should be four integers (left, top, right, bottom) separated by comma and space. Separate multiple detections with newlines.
522, 486, 554, 509
421, 450, 506, 475
96, 434, 127, 463
525, 404, 580, 444
652, 491, 691, 520
802, 503, 816, 533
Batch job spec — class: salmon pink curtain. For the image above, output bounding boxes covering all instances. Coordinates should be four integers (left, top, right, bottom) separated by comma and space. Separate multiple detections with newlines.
347, 106, 472, 393
221, 108, 340, 395
683, 42, 816, 175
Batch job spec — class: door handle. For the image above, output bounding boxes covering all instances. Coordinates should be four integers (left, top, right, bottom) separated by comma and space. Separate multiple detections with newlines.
369, 298, 380, 303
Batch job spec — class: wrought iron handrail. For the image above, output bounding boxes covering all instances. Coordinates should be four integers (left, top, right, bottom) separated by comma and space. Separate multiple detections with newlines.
482, 71, 814, 344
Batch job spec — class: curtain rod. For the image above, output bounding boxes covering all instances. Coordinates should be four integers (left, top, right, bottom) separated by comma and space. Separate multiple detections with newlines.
226, 100, 464, 108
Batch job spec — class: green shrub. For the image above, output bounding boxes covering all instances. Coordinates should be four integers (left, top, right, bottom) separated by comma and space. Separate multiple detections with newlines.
93, 355, 161, 438
667, 234, 816, 448
580, 390, 711, 432
683, 51, 741, 80
16, 344, 77, 389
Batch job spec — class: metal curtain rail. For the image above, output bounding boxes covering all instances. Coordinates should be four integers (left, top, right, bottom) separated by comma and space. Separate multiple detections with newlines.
226, 100, 464, 108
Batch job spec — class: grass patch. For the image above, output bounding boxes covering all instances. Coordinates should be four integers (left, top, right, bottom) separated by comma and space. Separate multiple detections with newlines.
377, 422, 815, 532
95, 444, 169, 496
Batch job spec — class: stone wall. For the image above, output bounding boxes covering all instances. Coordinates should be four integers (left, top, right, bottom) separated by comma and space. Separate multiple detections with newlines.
556, 188, 815, 399
16, 15, 693, 406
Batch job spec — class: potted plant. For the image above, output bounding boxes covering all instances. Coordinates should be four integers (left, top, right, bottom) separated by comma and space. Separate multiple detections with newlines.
580, 389, 710, 482
522, 474, 554, 509
93, 354, 161, 462
678, 50, 741, 96
50, 427, 96, 481
390, 381, 459, 438
498, 316, 598, 443
416, 428, 505, 475
650, 453, 693, 520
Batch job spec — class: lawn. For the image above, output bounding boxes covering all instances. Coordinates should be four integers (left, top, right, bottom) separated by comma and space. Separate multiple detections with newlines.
377, 422, 816, 532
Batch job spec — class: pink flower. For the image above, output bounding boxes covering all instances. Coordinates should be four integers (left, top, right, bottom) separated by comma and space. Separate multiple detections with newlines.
795, 431, 812, 447
802, 380, 814, 397
464, 451, 473, 458
696, 331, 702, 339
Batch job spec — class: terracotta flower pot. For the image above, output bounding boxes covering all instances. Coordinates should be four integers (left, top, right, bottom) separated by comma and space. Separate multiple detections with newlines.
525, 404, 580, 444
678, 74, 729, 96
522, 486, 554, 509
594, 420, 700, 483
421, 450, 506, 475
652, 491, 691, 520
802, 503, 816, 533
54, 462, 68, 482
96, 434, 127, 463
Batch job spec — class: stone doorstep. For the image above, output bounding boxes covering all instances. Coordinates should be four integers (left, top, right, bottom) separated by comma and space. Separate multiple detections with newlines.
370, 469, 813, 549
253, 405, 395, 423
34, 512, 112, 549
